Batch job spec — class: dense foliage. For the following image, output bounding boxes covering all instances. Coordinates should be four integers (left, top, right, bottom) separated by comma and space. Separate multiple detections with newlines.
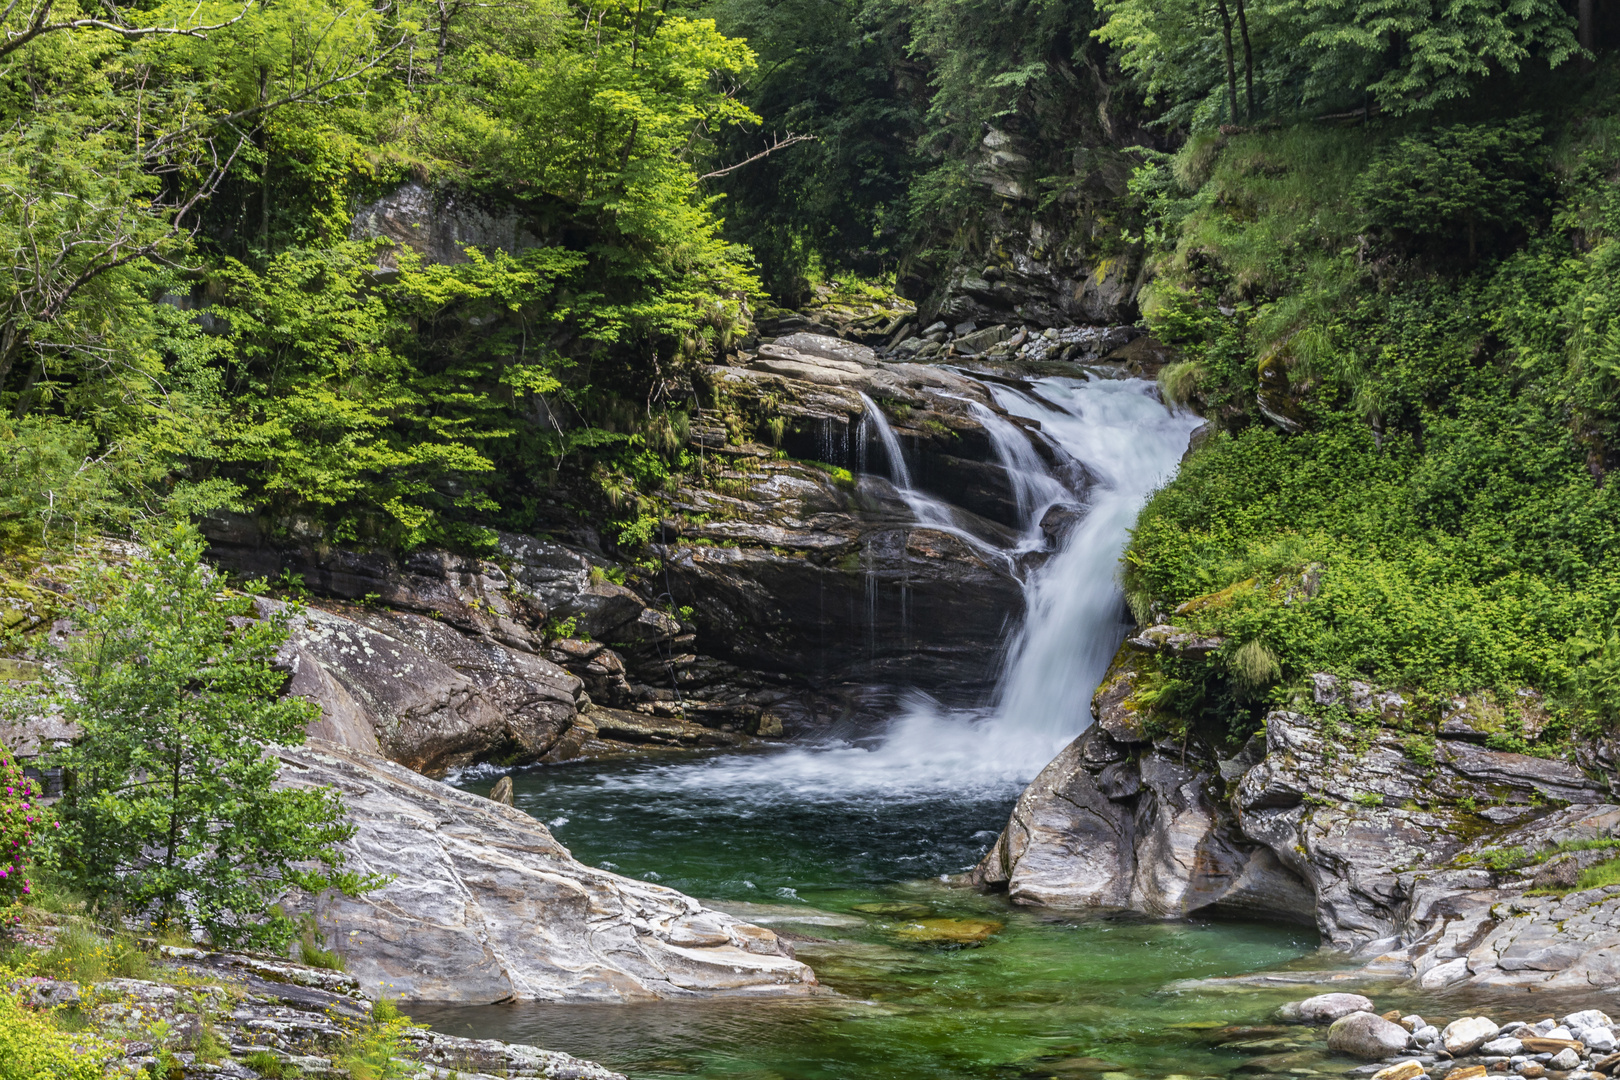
0, 0, 765, 551
26, 529, 379, 950
1, 0, 1616, 744
1119, 78, 1620, 738
0, 989, 113, 1080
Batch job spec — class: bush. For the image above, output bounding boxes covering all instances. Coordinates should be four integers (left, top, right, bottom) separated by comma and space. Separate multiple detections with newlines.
0, 751, 50, 931
1355, 119, 1545, 260
0, 990, 114, 1080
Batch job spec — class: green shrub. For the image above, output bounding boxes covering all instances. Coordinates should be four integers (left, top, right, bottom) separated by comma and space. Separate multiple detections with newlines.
1355, 119, 1545, 259
33, 925, 152, 983
0, 990, 114, 1080
14, 527, 385, 952
1577, 858, 1620, 892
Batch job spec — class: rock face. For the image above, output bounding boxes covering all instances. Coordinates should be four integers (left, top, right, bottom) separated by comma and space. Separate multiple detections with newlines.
971, 634, 1620, 993
657, 339, 1064, 698
39, 948, 630, 1078
350, 181, 541, 268
204, 524, 783, 772
901, 131, 1146, 329
967, 721, 1315, 921
278, 741, 818, 1002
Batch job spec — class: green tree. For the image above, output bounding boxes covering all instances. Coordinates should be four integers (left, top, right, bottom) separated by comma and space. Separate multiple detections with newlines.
1096, 0, 1580, 124
33, 527, 379, 950
1354, 119, 1544, 259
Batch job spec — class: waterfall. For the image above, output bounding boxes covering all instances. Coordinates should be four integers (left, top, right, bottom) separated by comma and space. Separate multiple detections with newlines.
858, 392, 914, 488
590, 376, 1201, 803
857, 393, 1009, 562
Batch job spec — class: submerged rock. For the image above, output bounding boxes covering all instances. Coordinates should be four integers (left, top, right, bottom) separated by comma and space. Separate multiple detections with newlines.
889, 917, 1003, 945
277, 741, 819, 1002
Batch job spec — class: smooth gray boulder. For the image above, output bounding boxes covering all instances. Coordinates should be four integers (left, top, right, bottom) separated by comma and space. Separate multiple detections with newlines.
1442, 1016, 1500, 1054
1327, 1012, 1412, 1059
1288, 992, 1377, 1024
278, 741, 818, 1002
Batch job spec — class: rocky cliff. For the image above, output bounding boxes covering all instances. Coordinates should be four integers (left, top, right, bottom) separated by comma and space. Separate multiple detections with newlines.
970, 631, 1620, 994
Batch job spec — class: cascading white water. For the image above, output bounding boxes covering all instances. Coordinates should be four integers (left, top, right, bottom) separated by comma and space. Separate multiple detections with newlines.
559, 376, 1201, 805
983, 379, 1203, 754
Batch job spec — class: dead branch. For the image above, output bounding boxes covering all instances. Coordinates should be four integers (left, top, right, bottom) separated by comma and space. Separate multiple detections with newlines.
698, 132, 815, 180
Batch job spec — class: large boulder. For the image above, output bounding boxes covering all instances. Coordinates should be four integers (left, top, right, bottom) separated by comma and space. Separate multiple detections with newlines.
966, 723, 1314, 921
971, 651, 1620, 995
279, 741, 818, 1002
1327, 1013, 1411, 1059
1284, 993, 1376, 1024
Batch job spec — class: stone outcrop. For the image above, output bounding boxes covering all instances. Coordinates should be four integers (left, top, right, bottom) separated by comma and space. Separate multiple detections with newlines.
277, 740, 818, 1002
350, 181, 541, 269
204, 522, 782, 772
20, 945, 630, 1078
971, 633, 1620, 993
899, 131, 1147, 329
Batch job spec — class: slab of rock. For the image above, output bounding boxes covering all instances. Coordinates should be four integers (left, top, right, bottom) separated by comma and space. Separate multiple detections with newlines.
1372, 1062, 1425, 1080
1328, 1012, 1412, 1059
277, 740, 818, 1002
1443, 1017, 1501, 1055
279, 602, 581, 776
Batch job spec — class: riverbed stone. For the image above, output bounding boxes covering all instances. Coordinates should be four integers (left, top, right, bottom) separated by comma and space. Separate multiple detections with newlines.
1372, 1061, 1426, 1080
1328, 1013, 1413, 1060
1445, 1018, 1502, 1055
1551, 1049, 1582, 1070
1291, 993, 1377, 1024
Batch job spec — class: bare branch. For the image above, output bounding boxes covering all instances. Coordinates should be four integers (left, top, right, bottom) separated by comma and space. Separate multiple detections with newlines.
0, 0, 255, 61
698, 132, 814, 180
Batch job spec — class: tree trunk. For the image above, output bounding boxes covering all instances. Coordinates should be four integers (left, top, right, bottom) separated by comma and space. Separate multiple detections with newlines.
1215, 0, 1240, 126
437, 0, 449, 77
1579, 0, 1597, 66
1235, 0, 1256, 119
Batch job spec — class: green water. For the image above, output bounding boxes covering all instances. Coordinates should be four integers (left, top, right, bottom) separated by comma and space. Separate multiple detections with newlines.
419, 749, 1358, 1080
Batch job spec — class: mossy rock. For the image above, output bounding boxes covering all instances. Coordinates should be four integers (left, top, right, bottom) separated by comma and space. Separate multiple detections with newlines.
890, 917, 1002, 945
850, 902, 932, 917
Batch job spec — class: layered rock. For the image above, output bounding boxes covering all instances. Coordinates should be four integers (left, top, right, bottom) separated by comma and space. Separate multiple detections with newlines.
971, 634, 1620, 993
669, 339, 1039, 696
206, 523, 780, 771
9, 743, 818, 1007
29, 943, 631, 1078
274, 741, 817, 1002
